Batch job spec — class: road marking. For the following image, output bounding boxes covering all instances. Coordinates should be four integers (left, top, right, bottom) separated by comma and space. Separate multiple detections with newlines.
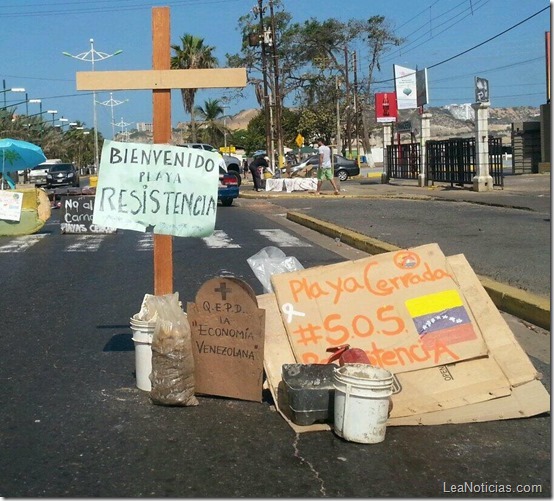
136, 233, 153, 251
254, 229, 312, 247
65, 235, 106, 252
0, 234, 47, 253
202, 230, 241, 248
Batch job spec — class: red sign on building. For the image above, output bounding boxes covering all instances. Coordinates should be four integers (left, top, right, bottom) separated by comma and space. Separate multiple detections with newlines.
375, 92, 398, 123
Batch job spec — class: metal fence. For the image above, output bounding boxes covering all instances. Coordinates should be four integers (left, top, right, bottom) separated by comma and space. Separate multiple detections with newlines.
386, 142, 420, 180
387, 137, 504, 187
426, 137, 503, 187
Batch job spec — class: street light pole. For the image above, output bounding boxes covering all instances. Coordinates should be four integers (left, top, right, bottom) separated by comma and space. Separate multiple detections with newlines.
98, 92, 128, 139
48, 110, 58, 126
63, 39, 122, 173
1, 80, 25, 108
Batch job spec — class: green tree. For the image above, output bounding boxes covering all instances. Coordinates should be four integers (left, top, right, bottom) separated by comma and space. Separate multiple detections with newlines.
228, 6, 402, 160
171, 34, 218, 142
194, 98, 225, 146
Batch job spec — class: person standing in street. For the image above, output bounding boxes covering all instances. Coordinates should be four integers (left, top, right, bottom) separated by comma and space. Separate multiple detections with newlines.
249, 155, 267, 191
315, 138, 340, 195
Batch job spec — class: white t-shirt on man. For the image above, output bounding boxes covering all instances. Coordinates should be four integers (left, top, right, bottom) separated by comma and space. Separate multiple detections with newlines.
318, 144, 332, 168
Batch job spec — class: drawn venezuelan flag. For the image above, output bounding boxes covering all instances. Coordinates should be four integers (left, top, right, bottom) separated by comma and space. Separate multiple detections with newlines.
405, 290, 477, 348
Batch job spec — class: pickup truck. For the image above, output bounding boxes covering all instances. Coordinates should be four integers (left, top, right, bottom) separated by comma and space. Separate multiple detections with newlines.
178, 143, 242, 185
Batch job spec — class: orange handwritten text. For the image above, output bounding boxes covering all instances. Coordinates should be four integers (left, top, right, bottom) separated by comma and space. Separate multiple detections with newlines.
289, 259, 451, 304
291, 307, 405, 348
300, 338, 460, 369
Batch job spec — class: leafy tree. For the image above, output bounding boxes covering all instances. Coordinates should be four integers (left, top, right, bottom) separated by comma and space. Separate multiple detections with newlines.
194, 98, 226, 146
352, 16, 403, 158
228, 5, 402, 160
171, 34, 218, 142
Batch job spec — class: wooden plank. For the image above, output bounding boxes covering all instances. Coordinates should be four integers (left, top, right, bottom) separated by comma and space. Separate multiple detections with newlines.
152, 6, 173, 296
76, 68, 247, 91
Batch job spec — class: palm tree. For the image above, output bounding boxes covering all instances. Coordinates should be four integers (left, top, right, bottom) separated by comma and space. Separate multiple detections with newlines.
171, 34, 218, 142
195, 98, 226, 146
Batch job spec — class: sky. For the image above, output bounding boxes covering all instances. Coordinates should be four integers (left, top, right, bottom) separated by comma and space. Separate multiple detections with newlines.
0, 0, 550, 138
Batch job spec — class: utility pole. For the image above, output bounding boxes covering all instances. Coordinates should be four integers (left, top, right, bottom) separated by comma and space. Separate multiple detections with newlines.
268, 0, 283, 170
255, 0, 274, 172
335, 76, 342, 155
344, 47, 351, 157
353, 50, 360, 166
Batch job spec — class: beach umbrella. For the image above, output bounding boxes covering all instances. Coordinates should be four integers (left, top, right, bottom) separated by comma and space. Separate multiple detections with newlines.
0, 138, 46, 189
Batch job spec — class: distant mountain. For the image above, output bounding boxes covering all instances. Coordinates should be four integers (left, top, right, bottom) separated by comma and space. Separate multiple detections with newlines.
124, 106, 541, 145
226, 105, 541, 145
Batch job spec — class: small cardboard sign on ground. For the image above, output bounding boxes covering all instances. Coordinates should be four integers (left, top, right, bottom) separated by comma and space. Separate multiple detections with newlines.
271, 243, 487, 374
61, 195, 116, 234
188, 277, 265, 402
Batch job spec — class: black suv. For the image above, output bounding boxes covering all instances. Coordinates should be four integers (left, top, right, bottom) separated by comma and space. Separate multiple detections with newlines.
46, 163, 80, 188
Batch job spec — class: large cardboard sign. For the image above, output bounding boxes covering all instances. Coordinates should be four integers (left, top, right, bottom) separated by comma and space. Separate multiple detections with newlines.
92, 140, 219, 237
261, 249, 548, 431
271, 244, 487, 374
188, 277, 265, 402
61, 196, 116, 234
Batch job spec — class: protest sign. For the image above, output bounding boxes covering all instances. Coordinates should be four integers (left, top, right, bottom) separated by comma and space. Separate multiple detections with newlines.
188, 277, 265, 402
61, 196, 116, 234
0, 190, 23, 221
92, 140, 219, 237
271, 243, 487, 374
262, 248, 548, 430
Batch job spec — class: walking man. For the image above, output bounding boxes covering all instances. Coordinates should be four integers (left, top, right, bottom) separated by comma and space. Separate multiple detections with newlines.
315, 138, 340, 195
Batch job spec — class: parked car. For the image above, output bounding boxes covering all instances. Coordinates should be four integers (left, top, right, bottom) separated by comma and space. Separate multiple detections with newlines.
29, 159, 63, 186
218, 165, 239, 207
178, 143, 242, 186
285, 154, 360, 181
45, 163, 80, 188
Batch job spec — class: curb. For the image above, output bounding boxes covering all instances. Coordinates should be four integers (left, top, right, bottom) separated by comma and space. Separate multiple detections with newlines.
286, 210, 550, 331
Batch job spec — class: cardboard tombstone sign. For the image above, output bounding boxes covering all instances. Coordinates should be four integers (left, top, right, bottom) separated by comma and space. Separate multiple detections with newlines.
271, 243, 488, 374
187, 277, 265, 402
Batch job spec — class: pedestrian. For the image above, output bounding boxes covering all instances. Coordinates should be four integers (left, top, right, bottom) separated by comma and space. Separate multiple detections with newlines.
249, 155, 267, 191
242, 159, 248, 179
315, 138, 340, 195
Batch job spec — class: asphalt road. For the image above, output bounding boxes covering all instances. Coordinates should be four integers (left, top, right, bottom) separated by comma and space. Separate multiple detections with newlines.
0, 198, 550, 497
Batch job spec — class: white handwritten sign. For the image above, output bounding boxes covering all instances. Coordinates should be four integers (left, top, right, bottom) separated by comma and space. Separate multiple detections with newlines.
0, 191, 23, 221
92, 140, 219, 237
61, 196, 116, 234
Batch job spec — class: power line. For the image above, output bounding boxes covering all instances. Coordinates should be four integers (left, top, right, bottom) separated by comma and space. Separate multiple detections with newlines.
373, 6, 549, 84
0, 0, 241, 18
426, 6, 549, 70
385, 0, 490, 62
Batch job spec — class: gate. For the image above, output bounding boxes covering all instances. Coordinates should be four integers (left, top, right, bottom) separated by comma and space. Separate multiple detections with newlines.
426, 137, 504, 187
386, 142, 420, 180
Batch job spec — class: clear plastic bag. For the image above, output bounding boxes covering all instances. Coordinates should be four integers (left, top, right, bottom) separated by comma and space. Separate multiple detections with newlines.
247, 246, 304, 293
141, 292, 199, 407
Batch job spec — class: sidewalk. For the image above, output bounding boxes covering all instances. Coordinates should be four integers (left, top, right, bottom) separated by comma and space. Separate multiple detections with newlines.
240, 173, 551, 330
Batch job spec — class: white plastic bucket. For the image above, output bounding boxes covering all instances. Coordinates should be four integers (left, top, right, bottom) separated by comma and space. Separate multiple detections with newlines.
333, 364, 394, 444
130, 315, 156, 391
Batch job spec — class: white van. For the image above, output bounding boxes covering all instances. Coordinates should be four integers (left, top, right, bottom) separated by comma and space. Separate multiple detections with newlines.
29, 159, 63, 186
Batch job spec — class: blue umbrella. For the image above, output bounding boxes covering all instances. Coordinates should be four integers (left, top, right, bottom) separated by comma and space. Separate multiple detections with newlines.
0, 138, 46, 189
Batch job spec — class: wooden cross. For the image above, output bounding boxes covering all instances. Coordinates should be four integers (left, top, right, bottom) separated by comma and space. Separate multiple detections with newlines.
76, 7, 246, 295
